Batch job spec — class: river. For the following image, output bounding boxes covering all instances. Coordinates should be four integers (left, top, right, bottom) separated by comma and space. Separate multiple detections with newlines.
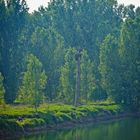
15, 117, 140, 140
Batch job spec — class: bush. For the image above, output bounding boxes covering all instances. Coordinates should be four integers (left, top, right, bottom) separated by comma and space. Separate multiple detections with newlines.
55, 112, 72, 122
18, 118, 45, 128
0, 103, 123, 132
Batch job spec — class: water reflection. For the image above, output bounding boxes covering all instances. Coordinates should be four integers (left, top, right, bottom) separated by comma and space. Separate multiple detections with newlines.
18, 118, 140, 140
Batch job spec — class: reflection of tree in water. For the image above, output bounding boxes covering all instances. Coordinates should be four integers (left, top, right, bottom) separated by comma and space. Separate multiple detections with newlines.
19, 133, 46, 140
19, 118, 140, 140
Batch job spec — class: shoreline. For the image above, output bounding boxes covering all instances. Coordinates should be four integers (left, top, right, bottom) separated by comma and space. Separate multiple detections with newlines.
1, 112, 140, 139
26, 112, 140, 132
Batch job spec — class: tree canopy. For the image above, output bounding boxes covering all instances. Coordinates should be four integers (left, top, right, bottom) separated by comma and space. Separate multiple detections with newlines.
0, 0, 140, 109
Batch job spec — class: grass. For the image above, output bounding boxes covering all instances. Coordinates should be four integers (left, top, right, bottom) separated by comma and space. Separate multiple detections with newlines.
18, 118, 45, 128
0, 102, 124, 134
0, 105, 34, 115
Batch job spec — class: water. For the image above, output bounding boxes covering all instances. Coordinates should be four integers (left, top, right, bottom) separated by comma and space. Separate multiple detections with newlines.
18, 117, 140, 140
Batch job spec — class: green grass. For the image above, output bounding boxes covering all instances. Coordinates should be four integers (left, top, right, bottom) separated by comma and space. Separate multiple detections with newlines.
17, 118, 45, 128
0, 105, 34, 115
0, 102, 123, 133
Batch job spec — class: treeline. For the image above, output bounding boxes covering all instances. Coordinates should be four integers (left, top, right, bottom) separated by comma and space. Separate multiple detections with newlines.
0, 0, 140, 109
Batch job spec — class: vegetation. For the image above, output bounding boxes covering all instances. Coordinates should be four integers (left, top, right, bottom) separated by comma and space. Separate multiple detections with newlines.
0, 103, 123, 133
0, 73, 5, 104
0, 0, 139, 108
16, 54, 47, 111
0, 0, 140, 136
59, 48, 95, 104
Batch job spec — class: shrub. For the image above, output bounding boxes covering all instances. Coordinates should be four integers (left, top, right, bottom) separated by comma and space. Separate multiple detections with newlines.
18, 118, 45, 128
55, 112, 72, 122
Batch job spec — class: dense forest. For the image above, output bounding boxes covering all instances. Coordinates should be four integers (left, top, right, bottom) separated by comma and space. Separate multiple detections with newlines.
0, 0, 140, 111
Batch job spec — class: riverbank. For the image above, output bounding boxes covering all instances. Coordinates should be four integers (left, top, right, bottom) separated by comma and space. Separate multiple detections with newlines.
0, 103, 139, 139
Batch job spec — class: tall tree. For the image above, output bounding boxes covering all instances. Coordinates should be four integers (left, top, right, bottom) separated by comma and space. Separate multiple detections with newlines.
59, 48, 76, 104
99, 34, 121, 103
80, 50, 95, 103
119, 9, 140, 108
0, 0, 28, 103
31, 26, 65, 101
17, 54, 47, 110
59, 48, 95, 104
0, 72, 5, 104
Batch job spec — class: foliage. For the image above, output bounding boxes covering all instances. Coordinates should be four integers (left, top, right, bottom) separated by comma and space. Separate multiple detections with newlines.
18, 118, 45, 128
16, 54, 47, 110
0, 103, 122, 120
118, 12, 140, 108
59, 48, 95, 104
0, 0, 140, 110
99, 35, 122, 103
0, 0, 28, 103
0, 73, 5, 104
59, 48, 77, 103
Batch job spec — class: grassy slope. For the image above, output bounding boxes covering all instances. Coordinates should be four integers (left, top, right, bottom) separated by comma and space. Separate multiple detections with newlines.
0, 102, 124, 135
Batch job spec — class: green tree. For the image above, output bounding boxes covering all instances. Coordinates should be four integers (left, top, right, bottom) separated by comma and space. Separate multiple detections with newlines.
119, 10, 140, 108
80, 50, 95, 103
99, 35, 121, 103
17, 54, 47, 111
30, 27, 65, 101
0, 72, 5, 104
59, 48, 95, 104
0, 0, 28, 103
59, 48, 76, 104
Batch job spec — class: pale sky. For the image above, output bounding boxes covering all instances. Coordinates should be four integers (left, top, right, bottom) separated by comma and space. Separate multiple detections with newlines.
26, 0, 140, 13
26, 0, 49, 12
117, 0, 140, 6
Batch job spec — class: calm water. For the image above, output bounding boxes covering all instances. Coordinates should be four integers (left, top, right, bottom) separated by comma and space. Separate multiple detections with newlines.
17, 117, 140, 140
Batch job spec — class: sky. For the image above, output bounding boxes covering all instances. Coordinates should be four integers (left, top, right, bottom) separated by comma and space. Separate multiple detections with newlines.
26, 0, 49, 12
26, 0, 140, 13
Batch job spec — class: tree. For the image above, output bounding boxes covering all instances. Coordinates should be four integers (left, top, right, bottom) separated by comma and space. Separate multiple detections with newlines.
59, 48, 95, 104
118, 10, 140, 108
99, 34, 121, 103
80, 50, 95, 103
1, 0, 140, 110
59, 48, 76, 104
0, 0, 28, 103
0, 72, 5, 104
17, 54, 47, 111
